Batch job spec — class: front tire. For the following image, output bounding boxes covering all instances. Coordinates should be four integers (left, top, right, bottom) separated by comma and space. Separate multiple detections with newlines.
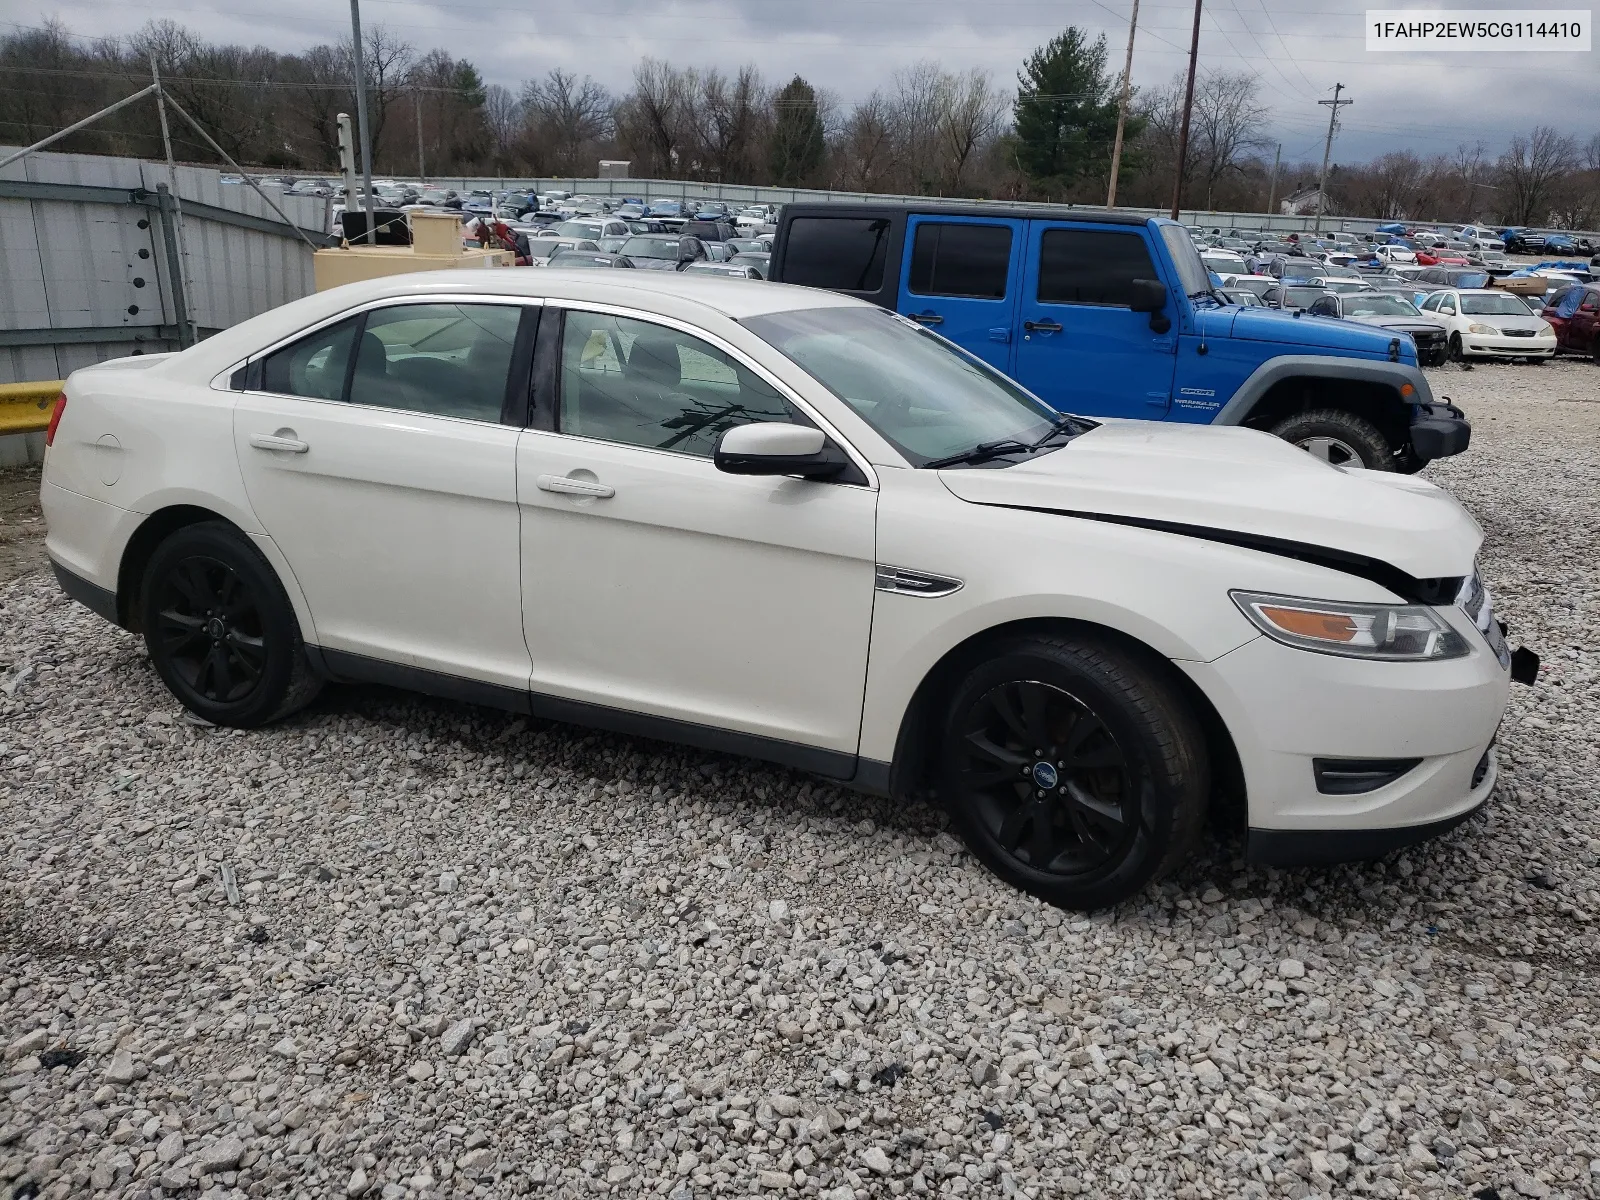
1269, 407, 1394, 470
938, 634, 1209, 910
1448, 333, 1465, 363
138, 522, 320, 727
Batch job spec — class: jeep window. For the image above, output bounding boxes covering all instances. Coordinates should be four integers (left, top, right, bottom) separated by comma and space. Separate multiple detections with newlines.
1038, 229, 1163, 307
781, 217, 890, 292
743, 306, 1059, 467
909, 223, 1012, 299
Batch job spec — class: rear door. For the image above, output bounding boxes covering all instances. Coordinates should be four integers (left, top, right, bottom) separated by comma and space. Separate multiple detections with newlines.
894, 215, 1024, 371
1011, 222, 1178, 419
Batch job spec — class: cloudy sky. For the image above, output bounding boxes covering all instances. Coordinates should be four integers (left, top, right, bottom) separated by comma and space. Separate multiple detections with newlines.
7, 0, 1597, 163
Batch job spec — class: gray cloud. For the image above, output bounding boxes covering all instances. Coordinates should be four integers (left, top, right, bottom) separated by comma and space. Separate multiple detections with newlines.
14, 0, 1597, 163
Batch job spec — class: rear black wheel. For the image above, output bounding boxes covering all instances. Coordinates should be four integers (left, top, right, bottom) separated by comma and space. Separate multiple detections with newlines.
139, 522, 320, 727
938, 634, 1209, 910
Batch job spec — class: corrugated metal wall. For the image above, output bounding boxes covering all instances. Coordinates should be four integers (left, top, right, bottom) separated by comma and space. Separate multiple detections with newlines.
0, 148, 326, 386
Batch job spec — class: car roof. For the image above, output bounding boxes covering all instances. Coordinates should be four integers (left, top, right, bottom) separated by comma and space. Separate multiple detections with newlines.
177, 269, 866, 379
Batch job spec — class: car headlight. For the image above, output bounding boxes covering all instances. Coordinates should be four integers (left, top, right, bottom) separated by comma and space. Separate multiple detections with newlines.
1537, 321, 1554, 335
1466, 322, 1498, 335
1231, 591, 1470, 661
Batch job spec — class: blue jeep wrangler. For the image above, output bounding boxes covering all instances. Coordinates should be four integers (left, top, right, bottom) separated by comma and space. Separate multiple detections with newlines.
769, 204, 1469, 471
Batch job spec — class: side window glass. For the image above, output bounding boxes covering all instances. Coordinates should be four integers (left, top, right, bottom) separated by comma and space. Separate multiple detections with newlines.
1037, 229, 1158, 307
780, 217, 891, 292
260, 317, 358, 400
908, 223, 1012, 299
559, 311, 796, 457
349, 303, 522, 422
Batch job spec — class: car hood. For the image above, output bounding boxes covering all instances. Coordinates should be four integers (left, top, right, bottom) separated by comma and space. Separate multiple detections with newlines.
1345, 315, 1441, 335
1463, 313, 1549, 332
1223, 307, 1397, 355
937, 421, 1481, 582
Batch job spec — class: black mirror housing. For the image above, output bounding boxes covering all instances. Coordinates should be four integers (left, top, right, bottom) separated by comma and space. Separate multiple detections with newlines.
1128, 278, 1168, 313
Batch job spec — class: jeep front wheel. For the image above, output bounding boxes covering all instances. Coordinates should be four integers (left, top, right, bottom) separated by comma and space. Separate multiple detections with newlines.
1269, 408, 1394, 470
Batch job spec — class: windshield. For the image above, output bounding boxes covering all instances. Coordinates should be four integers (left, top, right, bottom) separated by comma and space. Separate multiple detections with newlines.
1159, 224, 1211, 295
1447, 271, 1491, 289
1344, 295, 1420, 316
1461, 293, 1537, 315
1283, 287, 1326, 307
742, 307, 1061, 467
555, 220, 604, 238
620, 237, 678, 260
1323, 280, 1371, 293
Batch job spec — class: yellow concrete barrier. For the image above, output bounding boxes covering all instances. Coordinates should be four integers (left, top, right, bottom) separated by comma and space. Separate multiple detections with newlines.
0, 381, 65, 436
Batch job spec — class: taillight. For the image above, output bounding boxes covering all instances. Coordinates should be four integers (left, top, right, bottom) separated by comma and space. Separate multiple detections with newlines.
45, 392, 66, 446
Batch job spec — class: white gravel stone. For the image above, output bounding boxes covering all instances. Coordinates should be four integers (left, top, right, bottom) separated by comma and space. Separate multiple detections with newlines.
0, 360, 1597, 1199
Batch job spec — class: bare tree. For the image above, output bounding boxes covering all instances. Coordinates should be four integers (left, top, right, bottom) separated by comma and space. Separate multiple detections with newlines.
938, 68, 1008, 193
520, 69, 613, 175
833, 90, 896, 191
889, 61, 949, 193
1498, 125, 1579, 224
618, 58, 693, 176
482, 84, 520, 167
698, 66, 766, 182
1188, 71, 1268, 210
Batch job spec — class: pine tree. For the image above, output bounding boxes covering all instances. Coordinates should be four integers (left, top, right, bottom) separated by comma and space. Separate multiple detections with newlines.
1013, 28, 1131, 195
769, 75, 826, 187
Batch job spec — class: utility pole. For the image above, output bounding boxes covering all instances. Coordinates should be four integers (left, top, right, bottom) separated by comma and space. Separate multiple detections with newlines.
1314, 83, 1351, 233
1168, 0, 1204, 221
349, 0, 376, 244
1106, 0, 1140, 208
1265, 142, 1281, 217
415, 90, 426, 185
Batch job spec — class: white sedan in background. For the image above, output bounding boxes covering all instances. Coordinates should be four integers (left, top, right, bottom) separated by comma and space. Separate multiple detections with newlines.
40, 271, 1530, 909
1417, 289, 1558, 360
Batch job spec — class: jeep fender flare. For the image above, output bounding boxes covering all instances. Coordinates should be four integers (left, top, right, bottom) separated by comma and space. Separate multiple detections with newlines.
1212, 355, 1435, 425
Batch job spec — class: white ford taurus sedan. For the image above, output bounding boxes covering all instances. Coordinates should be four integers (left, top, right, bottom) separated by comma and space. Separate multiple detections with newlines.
40, 271, 1534, 909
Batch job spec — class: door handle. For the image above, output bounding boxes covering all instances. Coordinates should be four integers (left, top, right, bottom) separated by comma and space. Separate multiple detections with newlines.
537, 474, 615, 499
249, 432, 309, 454
908, 312, 944, 325
1023, 319, 1063, 333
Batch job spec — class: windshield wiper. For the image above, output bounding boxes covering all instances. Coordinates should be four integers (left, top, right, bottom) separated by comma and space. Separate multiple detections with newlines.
923, 416, 1087, 470
922, 439, 1034, 469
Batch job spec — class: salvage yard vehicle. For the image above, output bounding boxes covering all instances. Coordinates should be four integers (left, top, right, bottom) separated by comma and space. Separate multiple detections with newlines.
1416, 289, 1558, 361
769, 204, 1469, 472
1305, 292, 1450, 366
42, 272, 1535, 909
1539, 284, 1600, 360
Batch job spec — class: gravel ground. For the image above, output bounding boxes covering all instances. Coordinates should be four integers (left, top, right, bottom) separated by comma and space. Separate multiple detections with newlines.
2, 359, 1599, 1200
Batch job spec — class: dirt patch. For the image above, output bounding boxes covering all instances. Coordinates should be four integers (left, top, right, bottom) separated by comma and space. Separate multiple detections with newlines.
0, 463, 46, 585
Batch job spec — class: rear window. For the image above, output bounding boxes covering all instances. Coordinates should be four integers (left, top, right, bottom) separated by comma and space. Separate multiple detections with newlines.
781, 217, 891, 292
908, 222, 1012, 300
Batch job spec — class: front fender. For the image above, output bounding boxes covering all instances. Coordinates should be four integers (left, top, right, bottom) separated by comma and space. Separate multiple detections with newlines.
1214, 354, 1434, 424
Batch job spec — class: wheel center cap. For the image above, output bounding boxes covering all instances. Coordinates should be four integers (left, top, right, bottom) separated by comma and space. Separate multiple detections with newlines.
1031, 761, 1059, 790
205, 617, 227, 640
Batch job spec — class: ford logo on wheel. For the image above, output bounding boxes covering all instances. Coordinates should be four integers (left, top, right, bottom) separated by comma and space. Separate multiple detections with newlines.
1031, 761, 1059, 790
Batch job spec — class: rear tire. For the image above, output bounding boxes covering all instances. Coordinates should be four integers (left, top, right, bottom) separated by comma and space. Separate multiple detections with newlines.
1269, 407, 1394, 470
138, 522, 320, 728
937, 634, 1209, 910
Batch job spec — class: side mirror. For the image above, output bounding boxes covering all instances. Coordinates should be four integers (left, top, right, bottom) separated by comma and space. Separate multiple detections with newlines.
714, 423, 844, 479
1128, 278, 1170, 333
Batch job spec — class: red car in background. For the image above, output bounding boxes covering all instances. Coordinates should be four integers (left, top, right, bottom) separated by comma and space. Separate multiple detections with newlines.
1542, 284, 1600, 361
1416, 249, 1471, 266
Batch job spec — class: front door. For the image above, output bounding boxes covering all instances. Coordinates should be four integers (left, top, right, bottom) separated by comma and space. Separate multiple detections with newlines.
233, 300, 534, 691
895, 215, 1024, 370
1012, 223, 1180, 418
516, 306, 878, 763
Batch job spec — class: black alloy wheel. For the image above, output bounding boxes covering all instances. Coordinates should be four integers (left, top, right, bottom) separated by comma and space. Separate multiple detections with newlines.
139, 521, 320, 727
156, 555, 267, 704
939, 634, 1209, 910
956, 680, 1137, 876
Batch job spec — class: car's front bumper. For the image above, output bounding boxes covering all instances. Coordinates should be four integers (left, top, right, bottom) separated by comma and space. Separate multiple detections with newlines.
1462, 333, 1556, 357
1182, 611, 1511, 862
